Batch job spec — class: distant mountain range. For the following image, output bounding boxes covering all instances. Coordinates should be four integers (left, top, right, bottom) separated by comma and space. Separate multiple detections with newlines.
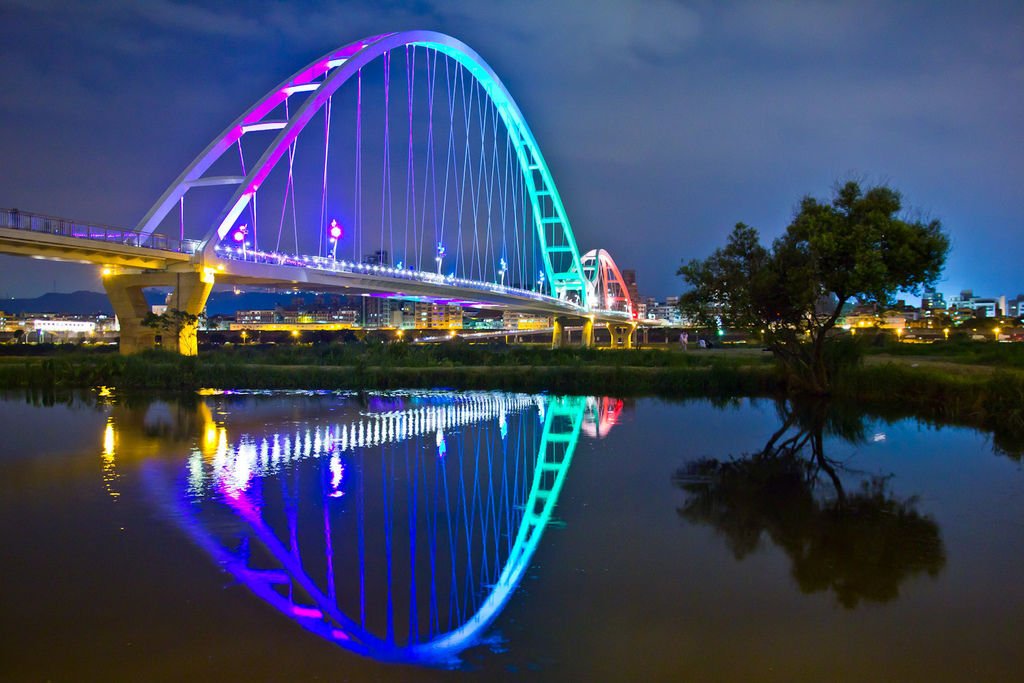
1, 289, 333, 316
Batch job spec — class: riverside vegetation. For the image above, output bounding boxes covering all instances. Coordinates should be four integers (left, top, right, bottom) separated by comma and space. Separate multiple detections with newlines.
1, 340, 1022, 458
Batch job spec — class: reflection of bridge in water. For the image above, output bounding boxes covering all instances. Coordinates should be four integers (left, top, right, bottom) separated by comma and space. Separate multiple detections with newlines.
130, 391, 620, 666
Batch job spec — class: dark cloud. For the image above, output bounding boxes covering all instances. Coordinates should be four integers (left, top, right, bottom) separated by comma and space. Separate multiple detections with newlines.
0, 0, 1021, 299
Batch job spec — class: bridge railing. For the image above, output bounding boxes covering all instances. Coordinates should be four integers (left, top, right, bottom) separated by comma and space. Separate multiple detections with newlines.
214, 244, 584, 311
0, 208, 202, 254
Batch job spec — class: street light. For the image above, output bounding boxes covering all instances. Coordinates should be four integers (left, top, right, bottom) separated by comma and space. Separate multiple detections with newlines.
498, 257, 507, 286
231, 224, 249, 257
435, 243, 446, 275
537, 270, 546, 293
231, 225, 247, 243
994, 327, 1001, 341
328, 219, 343, 261
943, 327, 950, 341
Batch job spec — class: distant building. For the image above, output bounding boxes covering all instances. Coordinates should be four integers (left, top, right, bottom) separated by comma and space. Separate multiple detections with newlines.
948, 307, 978, 325
363, 297, 392, 328
234, 306, 359, 330
236, 309, 277, 325
412, 302, 462, 330
463, 309, 503, 330
502, 311, 551, 330
921, 287, 946, 310
647, 302, 682, 325
948, 289, 1000, 317
892, 299, 921, 322
1007, 294, 1024, 318
357, 298, 464, 330
621, 269, 640, 308
25, 317, 97, 343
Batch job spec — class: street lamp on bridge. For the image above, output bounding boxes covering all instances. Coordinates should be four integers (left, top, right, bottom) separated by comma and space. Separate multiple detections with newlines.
231, 224, 249, 258
435, 243, 446, 275
328, 219, 343, 261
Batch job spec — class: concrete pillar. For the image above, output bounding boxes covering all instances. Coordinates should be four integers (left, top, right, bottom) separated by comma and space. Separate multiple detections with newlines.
551, 317, 565, 349
103, 269, 214, 356
166, 271, 214, 356
623, 324, 636, 350
582, 318, 595, 348
103, 277, 156, 354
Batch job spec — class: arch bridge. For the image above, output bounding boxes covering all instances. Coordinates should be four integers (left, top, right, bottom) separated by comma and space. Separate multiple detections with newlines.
0, 32, 640, 353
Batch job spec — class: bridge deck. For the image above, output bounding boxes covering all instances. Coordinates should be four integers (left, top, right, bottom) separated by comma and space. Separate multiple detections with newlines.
0, 208, 198, 269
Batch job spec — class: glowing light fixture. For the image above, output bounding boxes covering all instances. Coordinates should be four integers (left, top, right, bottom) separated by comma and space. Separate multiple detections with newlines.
435, 243, 446, 275
329, 219, 343, 240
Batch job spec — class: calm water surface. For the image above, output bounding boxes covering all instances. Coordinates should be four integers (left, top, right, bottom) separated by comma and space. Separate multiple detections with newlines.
1, 389, 1022, 682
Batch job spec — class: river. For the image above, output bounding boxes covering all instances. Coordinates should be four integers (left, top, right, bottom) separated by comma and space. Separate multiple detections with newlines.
1, 389, 1021, 681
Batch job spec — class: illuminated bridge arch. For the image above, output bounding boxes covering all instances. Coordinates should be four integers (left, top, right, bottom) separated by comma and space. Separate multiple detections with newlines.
580, 248, 635, 317
136, 32, 589, 307
147, 392, 590, 665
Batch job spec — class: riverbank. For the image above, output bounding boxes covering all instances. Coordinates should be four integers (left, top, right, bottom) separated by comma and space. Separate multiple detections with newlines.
1, 344, 1021, 456
0, 346, 781, 396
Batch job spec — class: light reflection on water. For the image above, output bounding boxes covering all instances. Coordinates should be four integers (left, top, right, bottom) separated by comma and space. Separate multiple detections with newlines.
131, 390, 615, 666
3, 390, 1023, 681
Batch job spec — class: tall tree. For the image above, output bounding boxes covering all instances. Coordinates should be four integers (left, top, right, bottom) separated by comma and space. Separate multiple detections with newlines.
679, 182, 949, 393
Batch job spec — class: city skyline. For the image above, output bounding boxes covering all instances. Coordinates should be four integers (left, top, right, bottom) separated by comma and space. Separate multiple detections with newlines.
1, 1, 1022, 300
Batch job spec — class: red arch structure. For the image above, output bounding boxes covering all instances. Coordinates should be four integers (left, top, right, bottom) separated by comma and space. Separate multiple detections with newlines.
580, 249, 635, 318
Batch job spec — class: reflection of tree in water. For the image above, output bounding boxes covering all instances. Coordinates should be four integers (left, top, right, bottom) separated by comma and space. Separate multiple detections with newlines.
674, 400, 945, 609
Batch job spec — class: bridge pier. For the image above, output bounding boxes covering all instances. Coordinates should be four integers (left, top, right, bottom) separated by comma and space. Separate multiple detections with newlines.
104, 270, 213, 356
552, 316, 596, 349
551, 317, 565, 349
604, 323, 636, 349
103, 276, 156, 355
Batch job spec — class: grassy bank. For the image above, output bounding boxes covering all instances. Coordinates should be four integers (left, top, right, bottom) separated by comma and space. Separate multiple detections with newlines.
835, 363, 1024, 456
0, 346, 781, 397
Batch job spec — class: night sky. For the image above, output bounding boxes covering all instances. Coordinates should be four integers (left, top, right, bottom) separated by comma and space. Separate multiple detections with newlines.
1, 0, 1021, 301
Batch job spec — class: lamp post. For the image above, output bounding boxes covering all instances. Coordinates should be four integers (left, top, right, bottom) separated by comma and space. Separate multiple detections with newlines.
994, 326, 1001, 342
498, 257, 507, 286
328, 219, 343, 261
435, 243, 446, 275
231, 224, 248, 258
537, 270, 546, 294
